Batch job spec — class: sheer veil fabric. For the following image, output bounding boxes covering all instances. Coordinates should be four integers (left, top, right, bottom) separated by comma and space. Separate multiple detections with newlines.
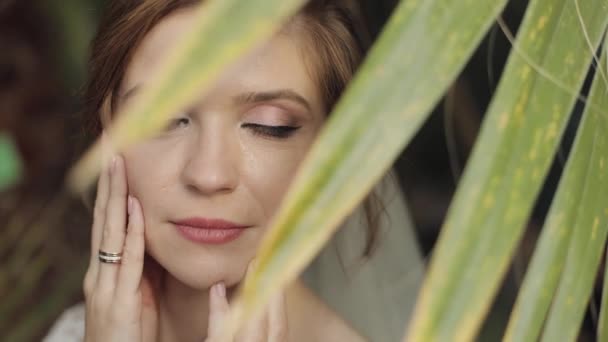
44, 171, 424, 342
303, 171, 424, 341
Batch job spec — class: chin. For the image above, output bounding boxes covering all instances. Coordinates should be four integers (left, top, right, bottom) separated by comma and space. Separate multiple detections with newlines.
144, 221, 261, 290
149, 246, 253, 290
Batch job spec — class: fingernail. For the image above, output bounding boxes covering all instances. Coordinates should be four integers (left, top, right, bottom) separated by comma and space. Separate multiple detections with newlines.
128, 196, 133, 215
216, 282, 226, 298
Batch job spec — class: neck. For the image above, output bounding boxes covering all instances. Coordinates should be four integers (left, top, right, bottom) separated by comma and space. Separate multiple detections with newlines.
156, 273, 310, 342
157, 273, 211, 342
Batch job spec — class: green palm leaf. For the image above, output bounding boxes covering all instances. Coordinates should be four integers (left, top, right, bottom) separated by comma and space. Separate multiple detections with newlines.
227, 0, 507, 335
540, 53, 608, 342
406, 0, 608, 340
506, 40, 608, 342
0, 133, 21, 191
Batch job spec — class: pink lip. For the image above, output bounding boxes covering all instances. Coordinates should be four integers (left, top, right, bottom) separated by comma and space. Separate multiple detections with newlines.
171, 217, 249, 244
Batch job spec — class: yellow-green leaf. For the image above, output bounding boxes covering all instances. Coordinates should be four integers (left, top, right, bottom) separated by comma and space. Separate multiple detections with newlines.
539, 51, 608, 342
0, 133, 22, 191
406, 0, 608, 340
506, 40, 608, 342
226, 0, 507, 336
68, 0, 306, 191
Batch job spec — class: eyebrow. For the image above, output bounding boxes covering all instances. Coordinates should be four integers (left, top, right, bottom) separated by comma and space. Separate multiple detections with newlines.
119, 86, 312, 111
233, 89, 312, 111
118, 86, 140, 105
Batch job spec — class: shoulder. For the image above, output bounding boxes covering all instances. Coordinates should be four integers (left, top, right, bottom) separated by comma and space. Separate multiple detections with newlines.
288, 282, 368, 342
43, 302, 86, 342
313, 312, 367, 342
311, 303, 367, 342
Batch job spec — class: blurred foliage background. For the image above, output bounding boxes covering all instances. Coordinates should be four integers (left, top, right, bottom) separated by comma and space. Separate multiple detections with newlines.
0, 0, 599, 341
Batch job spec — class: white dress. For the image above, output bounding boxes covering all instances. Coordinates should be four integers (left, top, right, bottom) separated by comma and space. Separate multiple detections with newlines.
43, 303, 86, 342
44, 173, 424, 342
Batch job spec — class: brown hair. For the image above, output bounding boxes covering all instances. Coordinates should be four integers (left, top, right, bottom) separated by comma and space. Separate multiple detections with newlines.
83, 0, 383, 257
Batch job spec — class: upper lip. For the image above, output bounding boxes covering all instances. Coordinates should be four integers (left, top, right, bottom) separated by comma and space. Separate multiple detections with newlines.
172, 217, 249, 229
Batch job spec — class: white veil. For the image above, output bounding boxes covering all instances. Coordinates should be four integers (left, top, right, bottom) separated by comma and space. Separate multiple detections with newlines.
302, 170, 425, 341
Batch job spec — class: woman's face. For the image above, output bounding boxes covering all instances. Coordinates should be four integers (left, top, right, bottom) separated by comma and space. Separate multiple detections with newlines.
117, 8, 325, 289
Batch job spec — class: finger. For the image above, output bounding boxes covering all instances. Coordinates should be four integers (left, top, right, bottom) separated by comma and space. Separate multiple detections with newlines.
115, 196, 144, 300
267, 292, 288, 342
206, 282, 230, 341
84, 132, 112, 294
96, 154, 128, 291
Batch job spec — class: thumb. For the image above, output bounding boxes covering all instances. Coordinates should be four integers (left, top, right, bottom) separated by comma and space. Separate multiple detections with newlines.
206, 282, 230, 341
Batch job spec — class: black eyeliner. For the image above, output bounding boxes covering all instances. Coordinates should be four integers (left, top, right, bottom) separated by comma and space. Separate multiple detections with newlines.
241, 123, 301, 138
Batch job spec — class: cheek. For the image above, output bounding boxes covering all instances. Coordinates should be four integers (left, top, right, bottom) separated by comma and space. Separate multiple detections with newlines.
123, 144, 181, 212
239, 137, 315, 220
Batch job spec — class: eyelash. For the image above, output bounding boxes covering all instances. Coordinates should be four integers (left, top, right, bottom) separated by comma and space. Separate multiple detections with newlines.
166, 117, 190, 130
241, 123, 300, 139
165, 118, 300, 139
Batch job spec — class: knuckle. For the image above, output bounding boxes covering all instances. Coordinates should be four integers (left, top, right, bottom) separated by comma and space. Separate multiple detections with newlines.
83, 274, 94, 298
122, 245, 143, 264
110, 183, 127, 197
102, 224, 122, 241
89, 293, 106, 311
83, 282, 92, 299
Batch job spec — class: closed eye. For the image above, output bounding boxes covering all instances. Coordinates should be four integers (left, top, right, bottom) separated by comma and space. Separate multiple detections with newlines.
164, 117, 191, 131
241, 123, 300, 139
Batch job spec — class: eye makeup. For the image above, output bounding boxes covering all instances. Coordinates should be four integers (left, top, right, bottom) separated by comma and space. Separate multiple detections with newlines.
241, 123, 301, 139
241, 105, 302, 139
243, 105, 300, 126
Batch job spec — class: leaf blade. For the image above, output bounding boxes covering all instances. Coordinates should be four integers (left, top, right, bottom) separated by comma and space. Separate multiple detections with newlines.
0, 133, 22, 191
506, 45, 608, 342
406, 0, 608, 340
68, 0, 307, 191
226, 0, 508, 335
539, 53, 608, 342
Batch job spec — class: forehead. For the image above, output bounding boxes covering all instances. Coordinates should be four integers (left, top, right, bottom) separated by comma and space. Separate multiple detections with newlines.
122, 8, 322, 111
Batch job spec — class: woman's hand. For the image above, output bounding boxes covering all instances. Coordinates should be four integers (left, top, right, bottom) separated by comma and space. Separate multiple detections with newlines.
82, 151, 160, 342
205, 262, 289, 342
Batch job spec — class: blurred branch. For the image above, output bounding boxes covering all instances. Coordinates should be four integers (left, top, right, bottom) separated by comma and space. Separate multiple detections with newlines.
3, 259, 87, 342
36, 0, 96, 92
0, 133, 22, 190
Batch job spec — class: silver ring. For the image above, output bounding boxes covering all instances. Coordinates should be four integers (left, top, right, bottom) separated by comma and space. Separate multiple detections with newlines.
99, 250, 123, 264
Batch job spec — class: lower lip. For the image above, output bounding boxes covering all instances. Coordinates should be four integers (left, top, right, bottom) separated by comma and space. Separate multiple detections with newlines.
174, 224, 245, 244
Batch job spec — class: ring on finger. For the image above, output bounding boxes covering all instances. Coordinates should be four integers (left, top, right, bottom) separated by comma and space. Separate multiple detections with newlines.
99, 250, 123, 264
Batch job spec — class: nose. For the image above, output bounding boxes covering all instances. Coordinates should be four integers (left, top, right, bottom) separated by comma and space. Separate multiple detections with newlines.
180, 126, 239, 196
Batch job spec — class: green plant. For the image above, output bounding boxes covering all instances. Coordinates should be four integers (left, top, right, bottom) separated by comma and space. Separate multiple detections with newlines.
0, 133, 22, 190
